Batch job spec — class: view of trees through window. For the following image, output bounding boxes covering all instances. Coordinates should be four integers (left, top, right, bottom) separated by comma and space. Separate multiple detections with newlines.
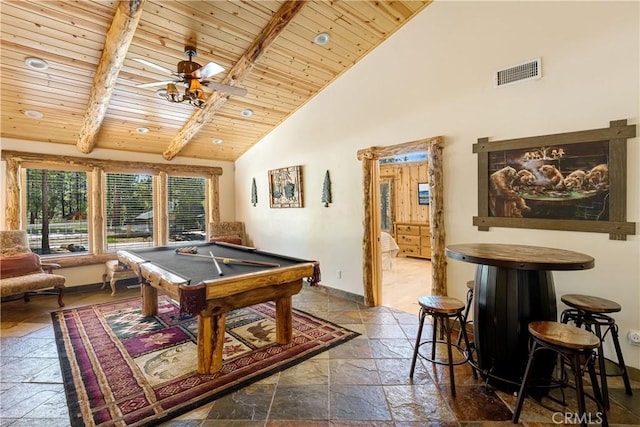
24, 168, 208, 256
105, 173, 154, 250
168, 176, 206, 243
26, 169, 89, 255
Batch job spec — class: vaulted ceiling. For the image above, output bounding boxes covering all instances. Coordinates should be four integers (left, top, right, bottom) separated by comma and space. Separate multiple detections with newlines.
0, 0, 431, 162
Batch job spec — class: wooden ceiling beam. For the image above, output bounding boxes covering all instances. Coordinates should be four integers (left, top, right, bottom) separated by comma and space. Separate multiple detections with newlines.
163, 0, 307, 161
76, 0, 146, 154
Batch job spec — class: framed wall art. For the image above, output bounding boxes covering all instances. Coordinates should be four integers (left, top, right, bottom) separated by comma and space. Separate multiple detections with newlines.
269, 165, 303, 208
473, 119, 636, 240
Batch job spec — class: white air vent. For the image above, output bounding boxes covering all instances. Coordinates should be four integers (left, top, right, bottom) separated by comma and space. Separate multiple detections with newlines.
495, 58, 541, 87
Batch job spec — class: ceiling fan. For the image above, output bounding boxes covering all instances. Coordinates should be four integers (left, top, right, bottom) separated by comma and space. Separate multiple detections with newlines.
133, 46, 247, 108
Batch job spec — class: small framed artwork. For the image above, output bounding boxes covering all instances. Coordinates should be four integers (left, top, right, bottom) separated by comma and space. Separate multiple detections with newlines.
418, 182, 430, 205
269, 165, 303, 208
473, 119, 636, 240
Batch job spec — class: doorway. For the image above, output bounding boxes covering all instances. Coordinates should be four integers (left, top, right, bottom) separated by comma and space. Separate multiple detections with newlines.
357, 136, 446, 306
379, 155, 431, 313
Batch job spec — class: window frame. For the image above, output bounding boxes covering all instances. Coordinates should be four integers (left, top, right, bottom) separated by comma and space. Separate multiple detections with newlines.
2, 150, 222, 267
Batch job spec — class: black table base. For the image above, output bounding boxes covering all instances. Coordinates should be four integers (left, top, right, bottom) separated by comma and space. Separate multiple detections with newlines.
473, 265, 558, 391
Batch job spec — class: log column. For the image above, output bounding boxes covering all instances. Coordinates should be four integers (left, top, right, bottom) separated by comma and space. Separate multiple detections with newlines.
428, 139, 446, 296
5, 159, 20, 229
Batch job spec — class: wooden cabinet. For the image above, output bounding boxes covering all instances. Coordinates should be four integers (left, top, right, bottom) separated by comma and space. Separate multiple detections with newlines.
394, 222, 431, 259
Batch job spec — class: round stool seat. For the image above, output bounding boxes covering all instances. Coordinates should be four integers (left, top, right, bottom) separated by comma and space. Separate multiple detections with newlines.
529, 321, 600, 350
418, 296, 465, 314
513, 321, 608, 425
561, 294, 621, 314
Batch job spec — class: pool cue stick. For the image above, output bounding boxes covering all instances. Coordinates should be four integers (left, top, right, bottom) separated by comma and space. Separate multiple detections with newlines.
176, 252, 280, 268
209, 251, 224, 276
218, 257, 280, 268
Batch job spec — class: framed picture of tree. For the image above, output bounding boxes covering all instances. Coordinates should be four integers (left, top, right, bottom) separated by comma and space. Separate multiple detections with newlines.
269, 165, 303, 208
473, 119, 636, 240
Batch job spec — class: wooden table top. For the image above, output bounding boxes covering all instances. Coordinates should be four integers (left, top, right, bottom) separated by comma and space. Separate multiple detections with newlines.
445, 243, 595, 271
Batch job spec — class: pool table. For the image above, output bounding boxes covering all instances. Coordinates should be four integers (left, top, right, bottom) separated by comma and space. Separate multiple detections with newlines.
117, 242, 319, 374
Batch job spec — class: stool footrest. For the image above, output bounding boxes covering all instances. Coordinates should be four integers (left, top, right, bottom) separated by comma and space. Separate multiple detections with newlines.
415, 340, 469, 366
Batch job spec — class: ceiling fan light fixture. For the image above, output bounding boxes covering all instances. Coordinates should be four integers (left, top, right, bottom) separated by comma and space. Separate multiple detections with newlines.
188, 79, 204, 98
241, 108, 254, 118
165, 83, 182, 103
190, 91, 207, 108
25, 57, 49, 70
314, 32, 330, 46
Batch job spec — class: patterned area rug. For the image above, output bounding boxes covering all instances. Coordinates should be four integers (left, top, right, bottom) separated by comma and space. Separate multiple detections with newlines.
52, 296, 359, 426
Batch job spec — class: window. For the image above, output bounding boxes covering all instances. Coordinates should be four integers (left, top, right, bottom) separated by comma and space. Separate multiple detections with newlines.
5, 151, 221, 264
25, 168, 89, 256
105, 172, 154, 251
168, 176, 206, 243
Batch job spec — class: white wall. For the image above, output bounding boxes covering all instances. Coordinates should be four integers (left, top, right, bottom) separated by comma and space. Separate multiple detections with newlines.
0, 139, 237, 286
235, 1, 640, 367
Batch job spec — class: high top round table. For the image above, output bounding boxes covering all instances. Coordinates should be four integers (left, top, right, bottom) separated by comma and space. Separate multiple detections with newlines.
445, 243, 594, 390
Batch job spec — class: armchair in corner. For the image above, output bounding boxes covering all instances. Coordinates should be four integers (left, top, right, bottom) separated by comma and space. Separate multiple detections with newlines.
0, 230, 66, 307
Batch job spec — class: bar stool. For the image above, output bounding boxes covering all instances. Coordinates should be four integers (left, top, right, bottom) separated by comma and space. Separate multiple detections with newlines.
409, 295, 476, 397
513, 321, 608, 427
560, 294, 633, 409
457, 279, 475, 346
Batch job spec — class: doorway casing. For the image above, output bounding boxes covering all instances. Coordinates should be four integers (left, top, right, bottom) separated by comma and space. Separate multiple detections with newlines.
357, 136, 445, 306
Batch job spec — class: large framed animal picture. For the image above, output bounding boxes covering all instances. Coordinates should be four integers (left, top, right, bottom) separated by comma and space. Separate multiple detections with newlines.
473, 119, 636, 240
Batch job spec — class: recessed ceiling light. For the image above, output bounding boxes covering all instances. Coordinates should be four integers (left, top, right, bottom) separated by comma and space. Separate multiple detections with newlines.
314, 32, 330, 46
212, 138, 223, 144
241, 109, 254, 118
136, 127, 149, 134
25, 57, 49, 70
24, 110, 44, 119
155, 88, 167, 98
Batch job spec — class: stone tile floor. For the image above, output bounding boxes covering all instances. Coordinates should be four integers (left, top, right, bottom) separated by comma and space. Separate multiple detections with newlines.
1, 284, 638, 426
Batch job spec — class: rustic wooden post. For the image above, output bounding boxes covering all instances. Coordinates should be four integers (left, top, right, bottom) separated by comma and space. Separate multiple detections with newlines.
359, 150, 379, 306
91, 167, 104, 254
211, 174, 220, 225
5, 158, 21, 229
428, 139, 446, 296
155, 172, 168, 245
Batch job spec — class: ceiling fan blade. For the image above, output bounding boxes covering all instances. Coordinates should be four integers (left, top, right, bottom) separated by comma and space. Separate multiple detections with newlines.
132, 58, 174, 75
192, 62, 225, 79
136, 80, 176, 88
202, 81, 248, 97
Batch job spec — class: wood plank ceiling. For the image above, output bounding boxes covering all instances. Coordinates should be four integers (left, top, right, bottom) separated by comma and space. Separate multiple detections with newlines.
1, 0, 431, 162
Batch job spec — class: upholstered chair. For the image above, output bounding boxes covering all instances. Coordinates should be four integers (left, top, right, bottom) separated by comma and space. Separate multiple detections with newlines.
0, 230, 66, 307
209, 222, 247, 246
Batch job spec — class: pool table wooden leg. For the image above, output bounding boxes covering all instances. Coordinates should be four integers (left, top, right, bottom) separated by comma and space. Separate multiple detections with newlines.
141, 283, 158, 316
275, 295, 293, 344
197, 311, 226, 374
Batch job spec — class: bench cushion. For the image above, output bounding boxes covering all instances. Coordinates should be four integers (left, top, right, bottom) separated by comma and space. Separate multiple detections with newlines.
0, 272, 66, 297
